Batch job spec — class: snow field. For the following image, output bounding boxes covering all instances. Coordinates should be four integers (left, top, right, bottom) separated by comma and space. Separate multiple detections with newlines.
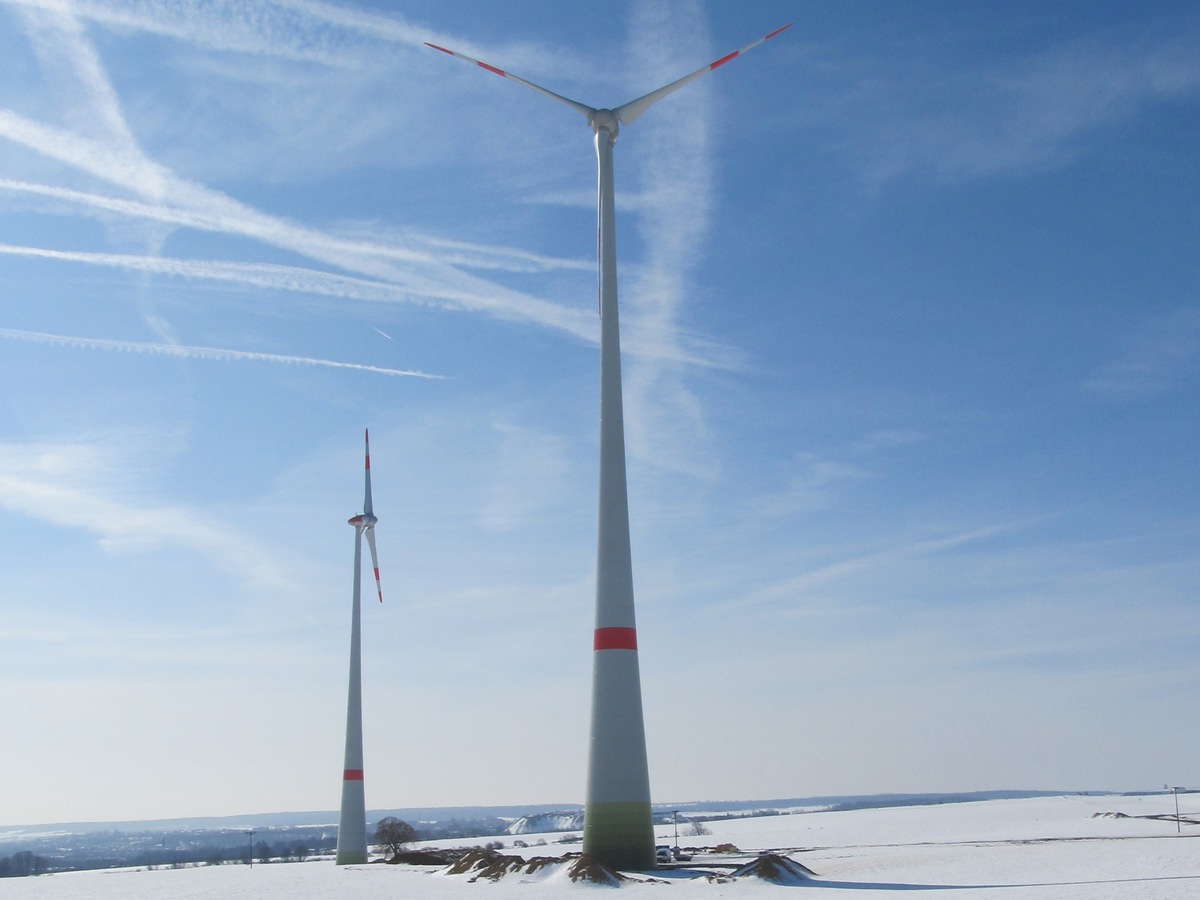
4, 794, 1196, 899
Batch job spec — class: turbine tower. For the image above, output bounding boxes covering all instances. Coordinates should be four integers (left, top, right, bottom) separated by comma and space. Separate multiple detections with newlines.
336, 429, 383, 866
428, 24, 789, 870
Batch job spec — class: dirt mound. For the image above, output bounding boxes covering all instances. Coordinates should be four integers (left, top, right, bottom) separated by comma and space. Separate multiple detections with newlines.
444, 854, 513, 883
564, 853, 626, 886
727, 853, 817, 885
442, 849, 586, 883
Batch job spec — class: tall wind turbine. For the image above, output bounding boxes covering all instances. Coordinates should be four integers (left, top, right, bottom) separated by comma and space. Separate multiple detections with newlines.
336, 429, 383, 866
428, 23, 790, 870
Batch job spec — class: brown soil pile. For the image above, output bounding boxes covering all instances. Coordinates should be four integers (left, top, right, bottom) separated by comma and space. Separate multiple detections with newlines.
726, 852, 817, 884
443, 849, 509, 879
565, 853, 626, 886
443, 849, 587, 883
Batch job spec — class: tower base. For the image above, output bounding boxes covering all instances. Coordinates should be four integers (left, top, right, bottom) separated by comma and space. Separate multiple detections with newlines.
582, 801, 655, 870
334, 848, 367, 866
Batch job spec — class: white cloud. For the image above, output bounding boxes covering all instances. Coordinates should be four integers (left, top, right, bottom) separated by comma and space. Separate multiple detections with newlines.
0, 238, 596, 339
0, 326, 443, 378
1085, 308, 1200, 398
0, 0, 748, 389
0, 436, 301, 591
851, 429, 927, 453
621, 0, 719, 478
831, 26, 1200, 186
478, 421, 570, 533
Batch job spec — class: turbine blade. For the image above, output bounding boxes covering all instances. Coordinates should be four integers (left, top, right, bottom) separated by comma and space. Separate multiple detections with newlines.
363, 428, 373, 519
615, 23, 792, 125
425, 42, 595, 119
365, 526, 383, 603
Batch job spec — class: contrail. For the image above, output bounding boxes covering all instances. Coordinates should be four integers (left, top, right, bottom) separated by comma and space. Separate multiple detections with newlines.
0, 327, 444, 379
0, 238, 599, 346
0, 241, 737, 368
0, 5, 741, 372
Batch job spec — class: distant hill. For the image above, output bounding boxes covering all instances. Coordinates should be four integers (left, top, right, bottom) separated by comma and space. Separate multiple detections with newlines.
505, 811, 584, 835
1, 790, 1136, 876
4, 789, 1118, 836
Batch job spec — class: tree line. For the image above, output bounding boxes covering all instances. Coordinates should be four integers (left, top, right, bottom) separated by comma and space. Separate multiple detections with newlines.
1, 851, 49, 877
0, 836, 337, 877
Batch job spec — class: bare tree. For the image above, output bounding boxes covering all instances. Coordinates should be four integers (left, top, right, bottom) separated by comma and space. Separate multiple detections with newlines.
373, 817, 418, 860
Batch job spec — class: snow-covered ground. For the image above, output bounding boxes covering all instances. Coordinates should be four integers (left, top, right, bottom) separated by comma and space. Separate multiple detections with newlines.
6, 794, 1197, 898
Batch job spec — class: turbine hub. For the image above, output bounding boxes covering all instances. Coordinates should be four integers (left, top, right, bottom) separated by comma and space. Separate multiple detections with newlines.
589, 108, 619, 141
348, 513, 377, 528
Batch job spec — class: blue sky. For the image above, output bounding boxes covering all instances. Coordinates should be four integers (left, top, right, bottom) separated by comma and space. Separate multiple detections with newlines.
1, 0, 1197, 827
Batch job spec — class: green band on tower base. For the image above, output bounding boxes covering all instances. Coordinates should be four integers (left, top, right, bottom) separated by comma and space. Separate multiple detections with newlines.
582, 801, 655, 870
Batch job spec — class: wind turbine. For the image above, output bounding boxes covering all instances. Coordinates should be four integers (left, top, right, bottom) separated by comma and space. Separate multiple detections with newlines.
336, 429, 383, 866
428, 23, 790, 870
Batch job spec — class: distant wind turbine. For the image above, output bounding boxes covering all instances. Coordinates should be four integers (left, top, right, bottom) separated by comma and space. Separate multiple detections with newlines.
336, 429, 383, 866
428, 23, 790, 870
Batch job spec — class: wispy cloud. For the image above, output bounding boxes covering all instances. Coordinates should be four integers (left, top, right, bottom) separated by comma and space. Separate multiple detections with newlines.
0, 7, 598, 339
1085, 308, 1200, 398
0, 437, 299, 590
478, 421, 570, 533
0, 326, 444, 379
752, 453, 870, 519
10, 0, 139, 147
621, 0, 719, 477
5, 0, 425, 68
0, 180, 593, 278
0, 0, 739, 374
9, 0, 589, 77
715, 518, 1045, 618
0, 239, 594, 338
831, 24, 1200, 186
404, 234, 592, 275
850, 429, 927, 453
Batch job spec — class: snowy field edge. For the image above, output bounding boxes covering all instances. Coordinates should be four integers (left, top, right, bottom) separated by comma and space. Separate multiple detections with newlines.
3, 794, 1197, 898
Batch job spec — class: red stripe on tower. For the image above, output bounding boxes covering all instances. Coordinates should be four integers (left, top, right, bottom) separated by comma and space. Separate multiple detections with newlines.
594, 627, 638, 651
343, 769, 364, 781
710, 51, 739, 70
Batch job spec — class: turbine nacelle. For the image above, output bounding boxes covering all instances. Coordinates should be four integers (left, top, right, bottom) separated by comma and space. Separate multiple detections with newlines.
589, 108, 619, 140
356, 429, 383, 603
